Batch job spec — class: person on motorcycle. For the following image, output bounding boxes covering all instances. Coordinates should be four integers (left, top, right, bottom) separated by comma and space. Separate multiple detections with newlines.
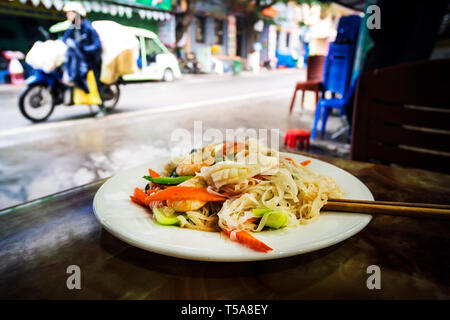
62, 1, 107, 117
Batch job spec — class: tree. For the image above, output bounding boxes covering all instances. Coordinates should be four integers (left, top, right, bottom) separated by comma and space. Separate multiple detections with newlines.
175, 0, 197, 45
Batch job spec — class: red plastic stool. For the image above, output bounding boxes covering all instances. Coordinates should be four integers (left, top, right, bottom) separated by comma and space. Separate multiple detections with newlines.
284, 129, 310, 150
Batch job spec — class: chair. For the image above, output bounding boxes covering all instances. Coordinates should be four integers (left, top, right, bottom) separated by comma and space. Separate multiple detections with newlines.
334, 15, 362, 44
351, 59, 450, 173
311, 77, 358, 139
322, 43, 356, 97
289, 55, 326, 113
310, 43, 358, 139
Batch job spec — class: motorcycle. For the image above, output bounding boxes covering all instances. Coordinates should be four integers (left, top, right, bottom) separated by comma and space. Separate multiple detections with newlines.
180, 52, 202, 74
19, 67, 120, 122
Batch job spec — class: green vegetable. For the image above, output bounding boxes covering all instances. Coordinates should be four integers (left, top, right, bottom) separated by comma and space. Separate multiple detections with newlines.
252, 208, 287, 229
143, 175, 193, 185
252, 208, 273, 215
265, 212, 287, 229
153, 207, 180, 226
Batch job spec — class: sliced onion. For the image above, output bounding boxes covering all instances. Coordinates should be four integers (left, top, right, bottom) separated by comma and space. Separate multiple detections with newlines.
206, 186, 230, 198
148, 201, 164, 209
260, 165, 279, 176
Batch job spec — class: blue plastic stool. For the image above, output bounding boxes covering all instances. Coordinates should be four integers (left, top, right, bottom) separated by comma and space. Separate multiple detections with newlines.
335, 15, 362, 44
311, 78, 358, 139
322, 43, 356, 97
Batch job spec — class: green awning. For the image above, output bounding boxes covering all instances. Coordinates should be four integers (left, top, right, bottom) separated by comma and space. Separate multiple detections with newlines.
10, 0, 173, 21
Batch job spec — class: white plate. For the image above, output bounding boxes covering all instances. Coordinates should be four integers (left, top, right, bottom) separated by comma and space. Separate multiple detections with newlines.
93, 152, 373, 262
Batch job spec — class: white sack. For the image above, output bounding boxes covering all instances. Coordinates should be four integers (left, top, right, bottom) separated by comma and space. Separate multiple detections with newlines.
92, 20, 139, 67
25, 39, 67, 73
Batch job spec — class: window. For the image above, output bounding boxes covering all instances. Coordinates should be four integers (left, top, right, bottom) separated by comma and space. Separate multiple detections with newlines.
144, 38, 164, 64
195, 16, 206, 43
214, 19, 224, 45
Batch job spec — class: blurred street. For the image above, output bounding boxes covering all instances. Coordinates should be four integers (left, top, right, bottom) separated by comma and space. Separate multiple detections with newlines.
0, 0, 357, 210
1, 68, 300, 131
0, 69, 349, 210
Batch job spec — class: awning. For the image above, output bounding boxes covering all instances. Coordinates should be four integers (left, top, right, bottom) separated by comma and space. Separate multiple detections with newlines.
11, 0, 172, 21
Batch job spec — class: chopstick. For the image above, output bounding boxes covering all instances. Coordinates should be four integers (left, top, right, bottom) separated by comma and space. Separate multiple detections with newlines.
323, 199, 450, 220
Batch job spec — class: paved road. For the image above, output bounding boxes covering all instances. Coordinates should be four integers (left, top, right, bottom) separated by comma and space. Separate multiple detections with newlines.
0, 69, 304, 132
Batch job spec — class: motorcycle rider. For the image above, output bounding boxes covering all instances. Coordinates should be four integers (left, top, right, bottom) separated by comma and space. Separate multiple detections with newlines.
62, 1, 106, 117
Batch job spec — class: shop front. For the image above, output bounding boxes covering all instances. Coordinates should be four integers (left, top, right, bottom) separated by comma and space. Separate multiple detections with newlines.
182, 0, 227, 73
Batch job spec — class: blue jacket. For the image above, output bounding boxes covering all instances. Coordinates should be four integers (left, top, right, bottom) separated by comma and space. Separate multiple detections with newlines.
63, 19, 102, 68
63, 19, 102, 92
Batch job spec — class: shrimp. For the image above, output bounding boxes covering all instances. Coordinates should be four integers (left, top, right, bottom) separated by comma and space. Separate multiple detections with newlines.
176, 144, 215, 176
166, 176, 208, 212
219, 141, 246, 159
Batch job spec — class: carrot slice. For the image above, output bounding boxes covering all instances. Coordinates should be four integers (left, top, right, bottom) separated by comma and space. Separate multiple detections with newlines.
146, 186, 226, 202
146, 189, 158, 195
285, 157, 311, 167
131, 187, 149, 207
284, 157, 299, 167
148, 168, 160, 178
222, 228, 272, 253
129, 195, 141, 205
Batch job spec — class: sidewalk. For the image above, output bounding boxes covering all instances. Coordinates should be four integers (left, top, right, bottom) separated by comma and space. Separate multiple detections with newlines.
180, 66, 302, 81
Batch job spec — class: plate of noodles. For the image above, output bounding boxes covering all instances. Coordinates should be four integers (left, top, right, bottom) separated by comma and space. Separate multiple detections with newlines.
93, 139, 373, 261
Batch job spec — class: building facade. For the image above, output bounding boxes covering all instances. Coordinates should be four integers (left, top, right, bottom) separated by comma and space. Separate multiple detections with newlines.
175, 0, 251, 72
175, 1, 356, 72
258, 2, 358, 68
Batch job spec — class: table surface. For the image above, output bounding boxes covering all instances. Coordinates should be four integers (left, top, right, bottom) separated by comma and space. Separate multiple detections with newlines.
1, 151, 450, 299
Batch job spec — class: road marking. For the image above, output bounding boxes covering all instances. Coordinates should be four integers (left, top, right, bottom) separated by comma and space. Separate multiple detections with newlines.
0, 88, 291, 138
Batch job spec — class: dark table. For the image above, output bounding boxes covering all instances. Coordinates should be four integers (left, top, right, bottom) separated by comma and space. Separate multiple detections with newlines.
1, 152, 449, 299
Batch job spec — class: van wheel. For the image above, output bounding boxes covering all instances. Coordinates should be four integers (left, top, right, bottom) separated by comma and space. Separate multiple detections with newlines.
163, 68, 174, 82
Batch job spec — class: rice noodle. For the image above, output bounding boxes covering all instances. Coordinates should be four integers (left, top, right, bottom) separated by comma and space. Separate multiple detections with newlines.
206, 186, 230, 198
216, 157, 343, 231
159, 139, 343, 233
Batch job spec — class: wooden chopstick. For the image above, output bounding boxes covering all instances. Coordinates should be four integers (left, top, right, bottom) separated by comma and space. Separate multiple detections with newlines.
323, 199, 450, 220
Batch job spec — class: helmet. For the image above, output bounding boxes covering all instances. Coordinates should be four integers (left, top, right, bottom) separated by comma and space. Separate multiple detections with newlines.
63, 1, 87, 17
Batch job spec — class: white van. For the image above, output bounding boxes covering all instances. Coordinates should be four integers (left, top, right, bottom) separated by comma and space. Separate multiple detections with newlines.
49, 20, 181, 82
122, 26, 181, 82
